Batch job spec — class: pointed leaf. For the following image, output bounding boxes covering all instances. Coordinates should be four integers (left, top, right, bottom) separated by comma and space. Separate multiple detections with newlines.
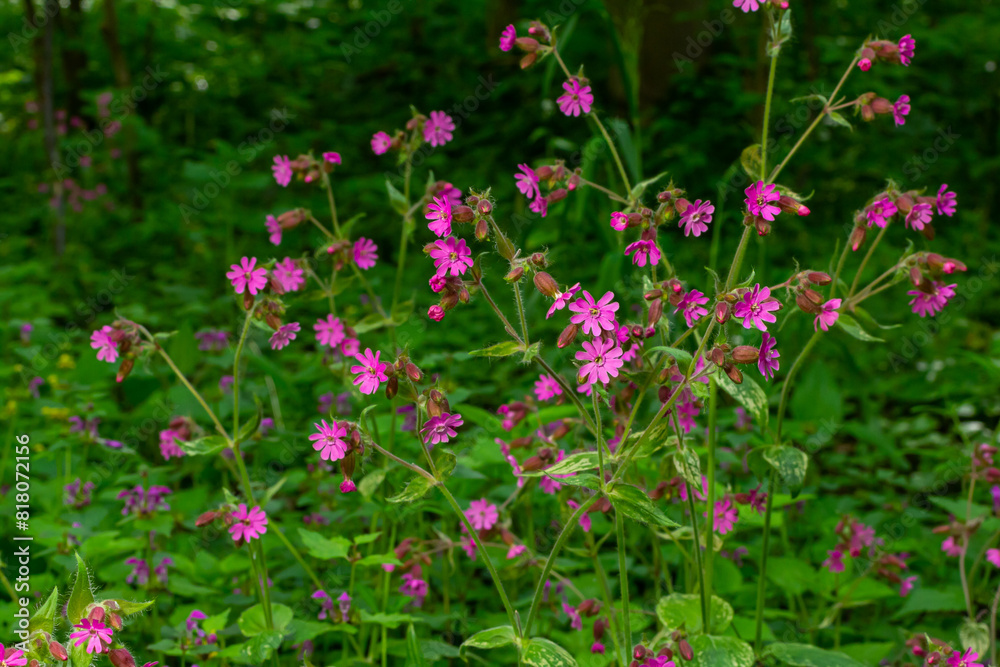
387, 475, 434, 504
468, 341, 523, 358
715, 371, 769, 429
764, 642, 867, 667
690, 635, 754, 667
29, 587, 59, 635
460, 625, 516, 651
608, 484, 679, 528
297, 528, 351, 560
522, 637, 578, 666
67, 553, 94, 625
762, 445, 808, 492
836, 313, 884, 342
107, 599, 154, 617
177, 435, 229, 457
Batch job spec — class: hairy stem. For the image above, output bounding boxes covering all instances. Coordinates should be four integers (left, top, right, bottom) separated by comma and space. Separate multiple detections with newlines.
616, 514, 632, 660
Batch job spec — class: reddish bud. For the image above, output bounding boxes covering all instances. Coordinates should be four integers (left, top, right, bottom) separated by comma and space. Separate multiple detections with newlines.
107, 612, 123, 630
678, 638, 694, 661
108, 649, 137, 667
648, 299, 664, 326
477, 199, 493, 215
243, 291, 255, 310
536, 165, 554, 180
505, 266, 525, 283
519, 52, 537, 69
405, 363, 421, 381
850, 225, 867, 251
807, 271, 832, 285
116, 358, 134, 384
453, 206, 475, 223
475, 218, 489, 241
522, 456, 546, 472
533, 271, 559, 298
715, 302, 731, 324
385, 376, 398, 399
49, 641, 69, 661
731, 346, 760, 364
871, 97, 893, 114
549, 188, 568, 203
196, 510, 220, 527
724, 363, 743, 384
515, 37, 540, 52
88, 606, 106, 623
557, 323, 579, 349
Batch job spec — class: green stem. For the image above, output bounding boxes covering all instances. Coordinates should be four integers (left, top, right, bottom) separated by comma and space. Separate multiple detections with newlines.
847, 222, 890, 299
760, 49, 780, 181
588, 534, 624, 662
829, 240, 851, 300
512, 283, 530, 347
704, 376, 718, 633
754, 468, 778, 653
271, 525, 324, 591
775, 330, 822, 439
592, 113, 633, 196
616, 515, 632, 662
593, 391, 606, 491
391, 156, 414, 311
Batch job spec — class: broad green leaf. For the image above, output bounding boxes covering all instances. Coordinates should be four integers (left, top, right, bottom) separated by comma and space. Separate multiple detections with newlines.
358, 468, 387, 497
522, 637, 578, 667
836, 313, 883, 342
460, 625, 516, 651
28, 587, 59, 635
222, 630, 283, 664
387, 475, 435, 503
297, 528, 351, 560
674, 447, 701, 487
520, 452, 597, 477
893, 587, 966, 617
715, 371, 769, 429
608, 484, 679, 528
203, 609, 231, 634
354, 532, 382, 545
70, 642, 92, 667
522, 341, 542, 364
238, 603, 294, 637
959, 619, 991, 656
356, 553, 403, 568
177, 435, 229, 457
287, 618, 357, 643
406, 624, 427, 667
740, 144, 762, 179
67, 553, 94, 625
360, 611, 414, 628
645, 345, 694, 368
656, 593, 734, 634
762, 445, 808, 492
765, 642, 866, 667
468, 341, 523, 358
690, 635, 754, 667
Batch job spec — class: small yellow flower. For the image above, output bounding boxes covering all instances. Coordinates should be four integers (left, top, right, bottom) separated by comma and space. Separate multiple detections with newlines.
13, 363, 24, 373
41, 406, 71, 420
58, 354, 76, 369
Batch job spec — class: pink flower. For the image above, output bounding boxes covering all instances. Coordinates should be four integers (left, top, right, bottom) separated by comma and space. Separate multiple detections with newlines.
610, 211, 628, 231
425, 196, 453, 237
947, 648, 983, 667
822, 548, 845, 573
269, 322, 299, 350
858, 58, 872, 71
625, 239, 662, 268
314, 315, 345, 348
936, 184, 957, 217
506, 544, 526, 559
421, 412, 463, 447
733, 284, 780, 331
265, 214, 282, 245
69, 619, 114, 655
529, 195, 548, 217
515, 164, 540, 200
351, 348, 388, 395
675, 290, 709, 327
466, 498, 499, 531
576, 337, 624, 386
534, 374, 563, 401
708, 497, 739, 535
892, 95, 910, 126
745, 181, 780, 221
90, 326, 119, 363
159, 429, 185, 460
866, 197, 898, 228
568, 290, 619, 335
733, 0, 761, 12
908, 281, 957, 317
429, 237, 473, 277
271, 155, 293, 187
680, 200, 714, 237
898, 34, 915, 66
423, 111, 455, 147
758, 332, 780, 380
0, 643, 27, 666
429, 274, 447, 292
310, 419, 349, 461
371, 131, 392, 155
986, 548, 1000, 568
340, 337, 359, 358
941, 536, 962, 557
428, 305, 445, 321
353, 237, 378, 270
557, 79, 594, 117
814, 298, 841, 332
273, 257, 305, 292
230, 504, 268, 543
567, 499, 591, 532
226, 256, 268, 295
899, 575, 917, 597
322, 151, 341, 164
905, 202, 933, 231
591, 642, 605, 655
500, 24, 516, 51
547, 283, 581, 319
562, 601, 583, 631
680, 475, 708, 502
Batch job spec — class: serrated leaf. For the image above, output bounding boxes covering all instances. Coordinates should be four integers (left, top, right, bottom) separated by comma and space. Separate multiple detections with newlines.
297, 528, 351, 560
177, 435, 229, 457
522, 637, 578, 666
468, 341, 523, 358
67, 553, 94, 625
461, 625, 516, 651
690, 635, 754, 667
762, 445, 808, 492
715, 371, 769, 429
764, 643, 867, 667
29, 587, 59, 635
520, 452, 597, 477
656, 593, 734, 634
608, 484, 679, 528
836, 313, 884, 342
387, 475, 434, 503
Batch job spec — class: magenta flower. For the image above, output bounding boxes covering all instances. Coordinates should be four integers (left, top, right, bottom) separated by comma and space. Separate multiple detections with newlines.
675, 290, 709, 327
422, 412, 463, 447
351, 348, 388, 395
506, 544, 526, 559
547, 283, 581, 319
230, 504, 268, 543
353, 237, 378, 270
196, 330, 228, 352
898, 34, 915, 65
534, 374, 563, 401
90, 325, 119, 363
371, 131, 392, 155
609, 211, 628, 231
273, 257, 305, 292
733, 0, 761, 11
745, 181, 780, 221
905, 202, 933, 231
226, 257, 268, 295
500, 24, 516, 51
429, 237, 473, 277
322, 151, 341, 164
428, 305, 445, 322
814, 298, 841, 332
265, 214, 281, 245
271, 155, 293, 187
423, 111, 455, 147
947, 649, 983, 667
758, 332, 780, 380
941, 536, 962, 557
822, 548, 845, 573
567, 499, 592, 532
575, 337, 625, 386
425, 196, 453, 237
314, 315, 346, 348
70, 619, 114, 655
400, 570, 429, 605
159, 429, 185, 460
936, 184, 957, 217
708, 497, 739, 535
892, 95, 910, 126
568, 290, 620, 335
0, 644, 27, 667
625, 239, 662, 268
733, 284, 780, 331
269, 322, 299, 350
899, 575, 917, 597
515, 164, 540, 200
310, 419, 348, 461
529, 195, 548, 217
556, 79, 594, 117
986, 548, 1000, 568
466, 498, 499, 530
562, 601, 583, 631
680, 199, 714, 237
908, 281, 956, 317
866, 197, 897, 228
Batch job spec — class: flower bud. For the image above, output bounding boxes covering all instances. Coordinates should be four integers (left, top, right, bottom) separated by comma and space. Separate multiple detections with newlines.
49, 641, 69, 661
533, 272, 559, 298
754, 216, 771, 236
385, 376, 398, 399
658, 385, 670, 403
709, 347, 726, 367
536, 165, 554, 180
88, 605, 106, 623
519, 52, 537, 69
505, 266, 525, 283
715, 302, 731, 324
522, 456, 546, 472
549, 188, 568, 203
510, 436, 534, 449
243, 291, 255, 310
673, 198, 691, 215
116, 358, 134, 384
778, 195, 810, 216
577, 599, 601, 617
405, 363, 421, 381
678, 639, 694, 661
474, 218, 490, 241
807, 271, 832, 285
871, 96, 893, 114
860, 104, 876, 122
107, 612, 123, 630
557, 324, 579, 349
724, 363, 743, 384
849, 225, 867, 251
477, 199, 493, 215
515, 37, 540, 52
108, 649, 137, 667
648, 299, 663, 326
633, 645, 652, 660
731, 346, 760, 364
452, 205, 475, 223
196, 510, 220, 526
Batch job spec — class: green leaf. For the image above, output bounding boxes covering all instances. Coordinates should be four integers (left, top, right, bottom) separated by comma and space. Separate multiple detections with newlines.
690, 635, 754, 667
222, 630, 283, 664
70, 641, 93, 667
522, 341, 542, 364
628, 170, 669, 201
203, 609, 231, 634
522, 637, 578, 666
468, 341, 523, 358
836, 313, 883, 342
386, 179, 409, 215
762, 445, 808, 492
297, 528, 351, 560
608, 484, 679, 528
238, 603, 294, 637
67, 553, 94, 625
177, 435, 229, 457
764, 643, 867, 667
360, 611, 415, 628
460, 625, 516, 651
520, 451, 598, 477
287, 618, 356, 643
356, 553, 404, 568
107, 598, 154, 616
387, 475, 435, 504
740, 144, 763, 180
354, 532, 382, 545
28, 587, 59, 635
715, 372, 769, 429
827, 111, 853, 131
645, 345, 694, 368
656, 593, 734, 634
959, 619, 991, 656
406, 624, 428, 667
434, 449, 457, 481
674, 447, 701, 487
238, 396, 263, 442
